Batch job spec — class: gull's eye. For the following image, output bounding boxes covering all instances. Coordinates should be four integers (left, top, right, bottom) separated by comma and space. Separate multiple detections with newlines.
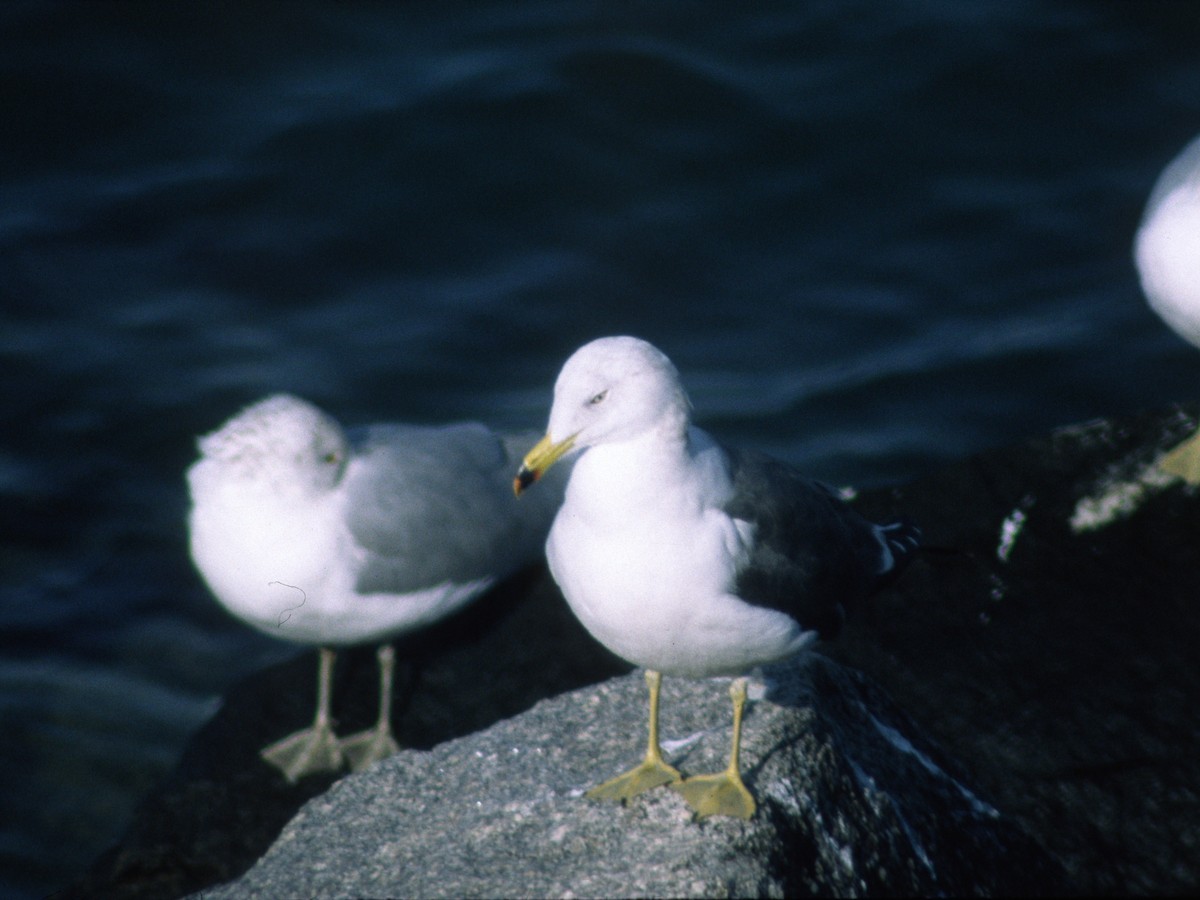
587, 390, 607, 406
323, 450, 340, 465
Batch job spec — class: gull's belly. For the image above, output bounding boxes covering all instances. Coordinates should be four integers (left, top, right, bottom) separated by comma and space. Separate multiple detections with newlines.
190, 486, 499, 646
547, 509, 808, 677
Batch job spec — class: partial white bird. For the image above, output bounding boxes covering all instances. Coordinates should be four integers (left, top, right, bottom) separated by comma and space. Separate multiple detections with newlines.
188, 393, 563, 782
1135, 133, 1200, 482
515, 336, 919, 819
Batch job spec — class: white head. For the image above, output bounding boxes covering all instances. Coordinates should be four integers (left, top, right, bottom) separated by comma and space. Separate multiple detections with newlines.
515, 336, 691, 492
549, 336, 690, 446
189, 394, 348, 498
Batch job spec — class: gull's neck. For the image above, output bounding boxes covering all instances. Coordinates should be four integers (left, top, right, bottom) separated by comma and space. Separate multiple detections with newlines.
189, 453, 324, 514
566, 420, 714, 521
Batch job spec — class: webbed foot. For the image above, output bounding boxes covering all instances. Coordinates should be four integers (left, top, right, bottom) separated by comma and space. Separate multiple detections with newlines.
671, 675, 757, 820
672, 767, 755, 820
1159, 429, 1200, 484
586, 754, 682, 803
261, 721, 345, 783
340, 724, 401, 773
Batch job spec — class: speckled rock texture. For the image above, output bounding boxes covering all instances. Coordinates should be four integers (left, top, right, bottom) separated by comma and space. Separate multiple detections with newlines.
199, 655, 1056, 898
71, 405, 1200, 897
837, 404, 1200, 895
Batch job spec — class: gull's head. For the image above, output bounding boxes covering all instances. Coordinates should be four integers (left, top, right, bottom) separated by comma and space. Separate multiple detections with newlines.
191, 394, 348, 497
514, 336, 690, 494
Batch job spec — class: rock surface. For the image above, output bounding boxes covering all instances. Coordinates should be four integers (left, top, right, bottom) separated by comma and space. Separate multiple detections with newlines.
836, 404, 1200, 895
201, 655, 1058, 899
65, 568, 629, 900
69, 405, 1200, 897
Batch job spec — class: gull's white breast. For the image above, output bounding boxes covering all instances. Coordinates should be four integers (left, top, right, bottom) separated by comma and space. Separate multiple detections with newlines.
546, 436, 810, 677
187, 462, 360, 643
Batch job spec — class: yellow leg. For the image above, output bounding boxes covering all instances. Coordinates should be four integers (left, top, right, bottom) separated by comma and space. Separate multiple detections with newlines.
261, 647, 346, 782
341, 644, 402, 772
1159, 428, 1200, 484
672, 677, 756, 820
586, 669, 682, 802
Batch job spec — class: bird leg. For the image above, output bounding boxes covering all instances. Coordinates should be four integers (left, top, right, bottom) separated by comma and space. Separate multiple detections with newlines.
587, 669, 682, 802
261, 646, 346, 782
1158, 428, 1200, 484
672, 676, 756, 820
341, 644, 402, 772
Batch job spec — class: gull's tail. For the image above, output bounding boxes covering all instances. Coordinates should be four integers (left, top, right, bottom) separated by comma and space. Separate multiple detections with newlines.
872, 518, 922, 587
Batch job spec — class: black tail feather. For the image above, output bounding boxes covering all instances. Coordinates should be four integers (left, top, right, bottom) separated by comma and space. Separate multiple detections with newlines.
875, 517, 921, 587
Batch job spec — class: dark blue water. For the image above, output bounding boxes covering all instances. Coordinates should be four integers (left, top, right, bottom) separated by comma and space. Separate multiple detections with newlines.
3, 1, 1199, 896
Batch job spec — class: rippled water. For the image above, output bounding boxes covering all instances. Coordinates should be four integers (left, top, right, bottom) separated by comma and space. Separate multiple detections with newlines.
3, 2, 1199, 896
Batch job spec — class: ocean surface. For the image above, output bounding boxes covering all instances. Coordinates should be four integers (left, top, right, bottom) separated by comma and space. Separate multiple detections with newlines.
2, 2, 1199, 896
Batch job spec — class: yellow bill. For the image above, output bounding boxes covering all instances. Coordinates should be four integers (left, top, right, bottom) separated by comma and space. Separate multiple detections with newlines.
513, 432, 576, 495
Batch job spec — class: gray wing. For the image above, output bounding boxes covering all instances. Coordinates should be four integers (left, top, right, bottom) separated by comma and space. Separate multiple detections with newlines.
722, 446, 907, 640
344, 423, 560, 595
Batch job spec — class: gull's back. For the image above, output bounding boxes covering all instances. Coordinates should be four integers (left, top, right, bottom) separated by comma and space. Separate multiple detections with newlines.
722, 446, 919, 640
346, 423, 564, 595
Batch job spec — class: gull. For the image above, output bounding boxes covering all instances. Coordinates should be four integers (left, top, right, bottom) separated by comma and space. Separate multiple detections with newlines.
1135, 133, 1200, 482
514, 336, 919, 819
187, 394, 563, 782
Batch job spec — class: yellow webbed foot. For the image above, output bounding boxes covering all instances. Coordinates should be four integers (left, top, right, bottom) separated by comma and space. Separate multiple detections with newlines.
586, 669, 682, 804
340, 724, 401, 773
1159, 429, 1200, 484
586, 753, 683, 803
672, 768, 756, 820
261, 721, 345, 783
671, 675, 756, 819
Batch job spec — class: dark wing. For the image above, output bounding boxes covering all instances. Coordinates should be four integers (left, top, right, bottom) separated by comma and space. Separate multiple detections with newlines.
722, 446, 918, 640
344, 423, 554, 595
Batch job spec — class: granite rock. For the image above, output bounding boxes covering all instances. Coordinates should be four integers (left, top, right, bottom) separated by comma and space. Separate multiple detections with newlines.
200, 654, 1056, 898
837, 404, 1200, 895
71, 405, 1200, 897
66, 568, 628, 899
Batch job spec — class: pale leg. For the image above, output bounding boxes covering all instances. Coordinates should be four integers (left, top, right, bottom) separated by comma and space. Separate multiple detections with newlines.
341, 644, 403, 772
1159, 429, 1200, 483
261, 646, 346, 782
672, 677, 756, 820
586, 669, 682, 802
